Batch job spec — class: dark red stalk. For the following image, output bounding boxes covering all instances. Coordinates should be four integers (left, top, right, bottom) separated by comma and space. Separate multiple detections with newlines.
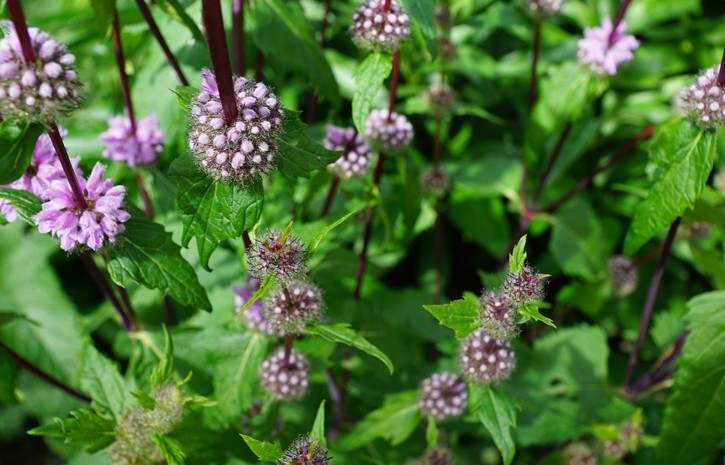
384, 0, 392, 12
135, 169, 155, 218
232, 0, 246, 76
624, 217, 681, 389
201, 0, 238, 124
79, 253, 134, 332
627, 331, 689, 399
135, 0, 189, 86
6, 0, 36, 64
112, 11, 137, 134
46, 123, 87, 209
532, 122, 572, 205
163, 297, 175, 326
387, 51, 401, 122
433, 115, 443, 303
608, 0, 632, 45
320, 175, 340, 218
527, 20, 542, 113
718, 44, 725, 88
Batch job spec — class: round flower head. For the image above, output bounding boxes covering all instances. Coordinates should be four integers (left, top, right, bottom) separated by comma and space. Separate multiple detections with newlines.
364, 109, 414, 153
434, 5, 452, 30
479, 291, 518, 339
0, 21, 80, 122
100, 114, 165, 167
259, 348, 309, 401
324, 125, 372, 179
678, 65, 725, 129
247, 229, 309, 284
563, 442, 598, 465
501, 265, 546, 307
523, 0, 564, 18
608, 256, 637, 298
577, 18, 639, 76
350, 0, 411, 52
264, 281, 324, 335
408, 448, 456, 465
188, 69, 284, 183
459, 329, 515, 385
35, 163, 130, 252
279, 435, 332, 465
147, 385, 186, 434
438, 37, 457, 60
424, 83, 455, 113
418, 372, 468, 421
420, 166, 451, 198
235, 279, 285, 337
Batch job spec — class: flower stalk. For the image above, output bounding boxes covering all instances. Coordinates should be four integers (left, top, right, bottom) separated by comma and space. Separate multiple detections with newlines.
134, 0, 190, 86
201, 0, 238, 124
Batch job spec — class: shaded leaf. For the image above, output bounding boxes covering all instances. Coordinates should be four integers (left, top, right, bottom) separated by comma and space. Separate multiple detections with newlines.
308, 210, 357, 253
352, 53, 393, 134
152, 434, 186, 465
423, 299, 480, 339
519, 304, 555, 328
172, 86, 197, 112
308, 323, 394, 374
310, 400, 327, 449
28, 409, 116, 453
277, 113, 340, 179
0, 121, 44, 184
470, 386, 517, 465
549, 198, 606, 279
80, 342, 128, 420
155, 0, 205, 43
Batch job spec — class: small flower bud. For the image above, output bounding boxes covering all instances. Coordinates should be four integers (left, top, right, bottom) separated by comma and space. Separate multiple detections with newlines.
364, 109, 414, 153
438, 37, 457, 60
350, 0, 411, 52
259, 348, 309, 401
100, 114, 165, 167
682, 221, 712, 240
577, 18, 639, 76
234, 279, 285, 337
264, 281, 324, 335
324, 125, 372, 179
418, 372, 468, 421
434, 5, 452, 30
563, 442, 598, 465
479, 291, 519, 339
678, 65, 725, 129
278, 435, 332, 465
247, 229, 309, 285
148, 385, 186, 434
501, 265, 546, 307
407, 448, 456, 465
459, 329, 516, 385
420, 166, 451, 198
424, 83, 455, 113
608, 256, 638, 297
522, 0, 564, 18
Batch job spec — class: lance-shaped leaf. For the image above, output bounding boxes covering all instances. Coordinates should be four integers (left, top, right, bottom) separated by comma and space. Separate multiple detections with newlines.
352, 53, 392, 135
470, 386, 518, 465
308, 323, 394, 374
0, 121, 43, 185
80, 342, 129, 420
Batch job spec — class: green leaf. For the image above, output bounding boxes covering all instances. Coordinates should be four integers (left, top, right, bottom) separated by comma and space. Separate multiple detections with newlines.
352, 53, 393, 134
155, 0, 205, 43
548, 198, 606, 279
338, 390, 423, 450
308, 210, 357, 254
251, 0, 339, 105
105, 215, 212, 311
90, 0, 115, 29
624, 120, 716, 255
28, 409, 116, 453
423, 299, 480, 339
307, 323, 394, 374
150, 325, 175, 389
0, 188, 41, 224
241, 434, 284, 462
168, 154, 264, 271
310, 400, 327, 449
470, 386, 518, 465
509, 235, 527, 274
237, 276, 275, 314
532, 63, 592, 133
276, 113, 340, 179
80, 342, 128, 420
400, 0, 437, 53
657, 290, 725, 465
172, 86, 197, 112
151, 434, 186, 465
0, 121, 44, 184
519, 304, 555, 328
425, 416, 439, 448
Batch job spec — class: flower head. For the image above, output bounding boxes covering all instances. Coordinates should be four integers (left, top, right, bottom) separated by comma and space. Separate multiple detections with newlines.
100, 114, 165, 167
364, 109, 414, 153
501, 265, 546, 307
418, 372, 467, 421
563, 442, 598, 465
35, 163, 130, 252
264, 281, 324, 335
259, 348, 309, 401
408, 448, 456, 465
678, 65, 725, 129
608, 256, 637, 297
479, 291, 519, 339
420, 166, 451, 198
523, 0, 564, 18
188, 69, 284, 184
459, 329, 515, 385
247, 229, 309, 284
350, 0, 411, 52
234, 279, 285, 337
279, 435, 332, 465
424, 83, 455, 113
0, 21, 80, 122
324, 125, 372, 179
147, 385, 186, 434
577, 18, 639, 76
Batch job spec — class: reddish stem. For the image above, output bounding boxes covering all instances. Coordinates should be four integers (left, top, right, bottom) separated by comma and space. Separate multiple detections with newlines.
627, 331, 688, 399
527, 20, 542, 113
201, 0, 238, 124
46, 123, 87, 209
163, 296, 175, 326
6, 0, 36, 64
232, 0, 246, 76
320, 175, 340, 218
718, 44, 725, 88
79, 253, 134, 332
608, 0, 632, 45
135, 0, 189, 86
112, 11, 137, 134
387, 51, 401, 122
135, 168, 154, 218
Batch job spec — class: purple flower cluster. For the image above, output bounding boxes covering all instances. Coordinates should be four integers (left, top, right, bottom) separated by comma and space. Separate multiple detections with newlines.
459, 329, 516, 385
324, 125, 372, 179
523, 0, 564, 17
420, 166, 451, 198
418, 372, 468, 421
234, 280, 285, 337
501, 265, 546, 307
608, 256, 638, 297
263, 280, 324, 335
424, 83, 455, 113
100, 114, 165, 166
350, 0, 411, 52
279, 435, 332, 465
0, 22, 80, 122
364, 109, 414, 153
577, 18, 639, 76
408, 448, 455, 465
678, 65, 725, 128
259, 348, 309, 401
479, 291, 519, 339
246, 229, 309, 285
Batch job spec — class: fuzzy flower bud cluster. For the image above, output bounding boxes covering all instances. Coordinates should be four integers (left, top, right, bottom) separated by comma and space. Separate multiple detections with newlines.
479, 291, 519, 339
678, 65, 725, 128
350, 0, 411, 52
324, 125, 372, 179
600, 420, 642, 461
279, 435, 332, 465
35, 163, 130, 252
418, 372, 467, 421
259, 348, 309, 401
523, 0, 564, 17
234, 279, 284, 337
264, 280, 324, 335
100, 114, 165, 167
459, 328, 515, 385
564, 443, 598, 465
407, 448, 455, 465
501, 265, 546, 307
424, 83, 455, 113
0, 22, 80, 122
608, 256, 638, 297
188, 69, 284, 183
577, 18, 639, 76
247, 229, 309, 285
420, 166, 451, 198
364, 109, 414, 153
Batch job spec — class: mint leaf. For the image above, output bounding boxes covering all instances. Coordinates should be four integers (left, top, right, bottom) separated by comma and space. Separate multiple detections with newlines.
352, 53, 393, 134
155, 0, 205, 43
28, 409, 116, 453
400, 0, 437, 53
310, 400, 327, 449
519, 304, 555, 328
308, 323, 394, 374
0, 121, 44, 184
172, 86, 197, 112
423, 299, 480, 338
0, 188, 41, 224
80, 342, 129, 420
470, 386, 518, 465
509, 235, 527, 274
276, 112, 340, 179
548, 198, 606, 279
150, 325, 175, 389
308, 210, 357, 254
241, 434, 284, 463
152, 434, 186, 465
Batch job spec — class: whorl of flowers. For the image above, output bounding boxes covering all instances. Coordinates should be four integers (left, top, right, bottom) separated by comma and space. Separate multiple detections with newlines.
324, 125, 372, 179
523, 0, 564, 18
259, 348, 309, 401
459, 328, 515, 385
608, 256, 638, 297
278, 435, 332, 465
350, 0, 411, 52
35, 163, 130, 252
501, 265, 546, 307
100, 114, 165, 167
418, 372, 468, 421
407, 448, 456, 465
188, 69, 284, 183
263, 280, 324, 335
246, 229, 309, 285
364, 109, 414, 153
0, 21, 80, 122
234, 279, 285, 337
424, 83, 455, 113
420, 166, 451, 198
479, 291, 519, 339
678, 65, 725, 129
577, 18, 639, 76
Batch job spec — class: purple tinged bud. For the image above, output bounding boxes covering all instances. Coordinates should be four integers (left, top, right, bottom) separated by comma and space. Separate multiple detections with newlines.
247, 229, 309, 284
608, 256, 638, 297
279, 435, 332, 465
459, 329, 515, 385
100, 114, 165, 167
259, 349, 309, 401
263, 281, 324, 335
418, 372, 468, 421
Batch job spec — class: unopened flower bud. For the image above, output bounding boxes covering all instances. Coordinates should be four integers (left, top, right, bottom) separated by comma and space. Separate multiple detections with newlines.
608, 256, 637, 297
501, 265, 546, 307
278, 435, 331, 465
424, 83, 455, 113
264, 281, 324, 335
459, 329, 515, 385
479, 291, 518, 339
420, 166, 451, 198
418, 372, 467, 421
523, 0, 564, 18
324, 125, 372, 179
247, 229, 309, 285
564, 442, 598, 465
350, 0, 411, 52
259, 349, 309, 401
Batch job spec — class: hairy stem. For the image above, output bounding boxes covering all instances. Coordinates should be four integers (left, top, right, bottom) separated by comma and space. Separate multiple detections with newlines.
46, 123, 87, 209
135, 0, 190, 86
527, 20, 542, 113
79, 253, 134, 332
6, 0, 36, 64
201, 0, 238, 124
112, 11, 137, 133
232, 0, 246, 76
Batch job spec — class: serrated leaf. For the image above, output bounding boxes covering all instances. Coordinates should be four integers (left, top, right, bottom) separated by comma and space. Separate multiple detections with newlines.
150, 325, 175, 389
310, 400, 326, 449
0, 121, 44, 184
400, 0, 437, 54
423, 299, 480, 339
657, 290, 725, 465
548, 198, 606, 279
352, 53, 393, 134
519, 304, 555, 328
172, 86, 197, 112
308, 323, 394, 374
509, 235, 527, 274
241, 434, 284, 462
168, 154, 264, 271
152, 434, 186, 465
28, 409, 116, 453
80, 342, 128, 420
624, 120, 716, 255
155, 0, 205, 43
0, 188, 41, 224
308, 210, 357, 253
470, 386, 517, 465
106, 216, 211, 311
276, 113, 340, 179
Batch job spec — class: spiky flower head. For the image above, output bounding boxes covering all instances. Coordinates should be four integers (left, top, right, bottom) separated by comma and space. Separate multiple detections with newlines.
234, 279, 285, 337
434, 5, 452, 30
600, 419, 643, 461
147, 385, 186, 434
0, 21, 80, 122
418, 372, 467, 421
479, 291, 519, 339
100, 114, 165, 167
247, 228, 309, 285
608, 256, 637, 297
350, 0, 411, 52
522, 0, 564, 18
420, 166, 451, 198
259, 348, 309, 401
407, 448, 456, 465
188, 69, 284, 183
324, 125, 372, 179
35, 163, 130, 252
424, 83, 455, 113
577, 18, 639, 76
501, 265, 546, 307
563, 442, 598, 465
264, 281, 324, 335
678, 66, 725, 129
279, 435, 332, 465
364, 109, 414, 153
459, 329, 515, 385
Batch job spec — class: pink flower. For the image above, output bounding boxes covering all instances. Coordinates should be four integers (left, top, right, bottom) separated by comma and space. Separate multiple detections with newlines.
577, 18, 639, 76
100, 114, 165, 166
324, 125, 372, 178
